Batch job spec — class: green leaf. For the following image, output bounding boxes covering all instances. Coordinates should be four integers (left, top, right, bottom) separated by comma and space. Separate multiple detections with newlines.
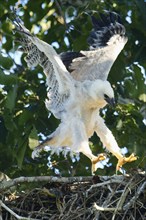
0, 70, 18, 85
29, 125, 39, 149
3, 111, 17, 131
0, 54, 13, 69
17, 141, 28, 169
5, 85, 18, 112
18, 109, 33, 126
133, 65, 145, 96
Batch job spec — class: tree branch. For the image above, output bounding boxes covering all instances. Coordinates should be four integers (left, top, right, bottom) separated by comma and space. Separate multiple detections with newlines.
123, 181, 146, 210
111, 178, 135, 220
93, 203, 122, 212
86, 176, 126, 196
0, 200, 37, 220
0, 176, 93, 192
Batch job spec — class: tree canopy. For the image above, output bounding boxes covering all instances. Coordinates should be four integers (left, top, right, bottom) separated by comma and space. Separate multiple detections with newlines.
0, 0, 146, 178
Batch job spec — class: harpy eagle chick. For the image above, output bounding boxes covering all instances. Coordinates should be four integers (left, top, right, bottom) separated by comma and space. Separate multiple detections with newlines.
11, 10, 137, 173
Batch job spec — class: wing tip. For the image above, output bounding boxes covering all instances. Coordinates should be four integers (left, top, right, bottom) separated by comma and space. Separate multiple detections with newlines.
9, 7, 32, 37
88, 11, 127, 48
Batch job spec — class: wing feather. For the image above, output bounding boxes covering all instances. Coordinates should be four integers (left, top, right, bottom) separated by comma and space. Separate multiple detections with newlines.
60, 11, 128, 82
12, 14, 74, 118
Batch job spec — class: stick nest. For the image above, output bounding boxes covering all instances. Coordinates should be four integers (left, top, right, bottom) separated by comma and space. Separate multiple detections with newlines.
1, 172, 146, 220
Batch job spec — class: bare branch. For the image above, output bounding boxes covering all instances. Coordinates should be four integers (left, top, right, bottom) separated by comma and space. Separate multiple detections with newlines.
0, 175, 93, 192
1, 175, 129, 192
93, 203, 122, 212
123, 181, 146, 210
0, 200, 37, 220
111, 178, 134, 220
86, 176, 126, 196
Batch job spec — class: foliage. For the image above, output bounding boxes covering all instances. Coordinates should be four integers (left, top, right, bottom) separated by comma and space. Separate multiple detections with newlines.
0, 0, 146, 178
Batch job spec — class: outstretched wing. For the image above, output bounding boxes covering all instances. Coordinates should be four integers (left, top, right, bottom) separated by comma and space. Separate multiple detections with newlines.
60, 11, 127, 81
12, 12, 74, 118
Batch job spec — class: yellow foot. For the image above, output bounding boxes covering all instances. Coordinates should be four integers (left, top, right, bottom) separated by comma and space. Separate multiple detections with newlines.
92, 153, 107, 174
116, 153, 137, 171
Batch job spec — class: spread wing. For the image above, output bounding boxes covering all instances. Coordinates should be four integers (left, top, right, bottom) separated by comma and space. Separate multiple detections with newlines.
60, 11, 128, 81
12, 13, 74, 119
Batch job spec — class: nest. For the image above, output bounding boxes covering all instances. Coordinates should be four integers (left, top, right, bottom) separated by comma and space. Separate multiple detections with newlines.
0, 172, 146, 220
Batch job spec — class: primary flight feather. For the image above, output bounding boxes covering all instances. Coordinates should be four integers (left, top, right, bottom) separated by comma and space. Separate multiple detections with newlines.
11, 10, 137, 173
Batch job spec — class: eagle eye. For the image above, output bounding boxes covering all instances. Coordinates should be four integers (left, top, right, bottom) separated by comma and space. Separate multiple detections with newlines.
104, 94, 109, 99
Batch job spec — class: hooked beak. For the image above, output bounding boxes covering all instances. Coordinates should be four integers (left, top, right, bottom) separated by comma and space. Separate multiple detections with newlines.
104, 97, 116, 107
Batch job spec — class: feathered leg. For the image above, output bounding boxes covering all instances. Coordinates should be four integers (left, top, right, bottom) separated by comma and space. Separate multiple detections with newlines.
32, 123, 72, 159
32, 117, 106, 173
70, 117, 106, 174
94, 114, 137, 171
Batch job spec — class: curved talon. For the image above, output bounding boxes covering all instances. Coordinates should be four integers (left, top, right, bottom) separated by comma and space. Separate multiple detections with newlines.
92, 153, 107, 174
116, 153, 137, 171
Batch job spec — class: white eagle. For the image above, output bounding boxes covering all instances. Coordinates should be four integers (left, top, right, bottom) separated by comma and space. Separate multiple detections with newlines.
12, 10, 137, 173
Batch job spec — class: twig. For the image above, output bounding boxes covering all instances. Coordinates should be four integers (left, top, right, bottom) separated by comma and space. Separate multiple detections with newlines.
0, 176, 93, 192
123, 181, 146, 210
0, 203, 2, 220
93, 176, 136, 219
0, 200, 37, 220
111, 177, 134, 220
95, 186, 118, 219
1, 175, 127, 192
86, 178, 126, 196
93, 203, 122, 212
68, 193, 78, 213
